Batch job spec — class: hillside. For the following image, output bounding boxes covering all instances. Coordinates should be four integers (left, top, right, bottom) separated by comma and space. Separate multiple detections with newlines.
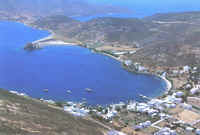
0, 0, 126, 17
30, 11, 200, 68
1, 10, 200, 67
0, 89, 108, 135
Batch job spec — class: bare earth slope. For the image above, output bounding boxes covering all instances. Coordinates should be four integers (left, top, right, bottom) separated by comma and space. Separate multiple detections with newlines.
0, 89, 107, 135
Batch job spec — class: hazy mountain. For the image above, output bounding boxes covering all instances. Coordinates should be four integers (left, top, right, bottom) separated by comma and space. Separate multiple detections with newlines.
0, 0, 127, 17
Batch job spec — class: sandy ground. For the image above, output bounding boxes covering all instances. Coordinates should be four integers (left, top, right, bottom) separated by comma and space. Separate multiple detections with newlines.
33, 34, 77, 47
171, 77, 188, 89
37, 40, 77, 47
174, 110, 200, 123
159, 75, 172, 93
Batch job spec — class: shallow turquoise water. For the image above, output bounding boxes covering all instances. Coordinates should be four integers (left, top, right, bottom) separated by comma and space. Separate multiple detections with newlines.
0, 21, 166, 105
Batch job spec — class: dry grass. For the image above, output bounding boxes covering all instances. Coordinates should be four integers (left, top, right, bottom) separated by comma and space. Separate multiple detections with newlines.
0, 89, 108, 135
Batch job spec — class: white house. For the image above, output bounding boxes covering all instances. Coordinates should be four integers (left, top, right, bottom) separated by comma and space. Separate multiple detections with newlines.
134, 121, 152, 130
64, 106, 89, 117
174, 91, 184, 97
164, 103, 176, 109
107, 130, 127, 135
183, 65, 191, 73
154, 127, 176, 135
180, 103, 192, 110
185, 127, 193, 132
190, 86, 200, 95
138, 66, 147, 72
196, 129, 200, 135
127, 103, 137, 111
124, 60, 132, 66
164, 95, 182, 104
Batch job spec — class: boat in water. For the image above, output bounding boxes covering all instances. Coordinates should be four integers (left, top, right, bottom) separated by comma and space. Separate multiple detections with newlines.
85, 88, 93, 92
139, 94, 151, 100
67, 90, 72, 94
43, 89, 49, 92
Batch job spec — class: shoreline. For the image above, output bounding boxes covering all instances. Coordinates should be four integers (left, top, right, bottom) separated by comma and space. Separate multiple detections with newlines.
30, 30, 172, 102
9, 19, 173, 106
159, 74, 172, 94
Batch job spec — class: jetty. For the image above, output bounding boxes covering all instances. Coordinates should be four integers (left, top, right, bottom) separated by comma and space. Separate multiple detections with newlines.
24, 34, 77, 51
32, 34, 76, 47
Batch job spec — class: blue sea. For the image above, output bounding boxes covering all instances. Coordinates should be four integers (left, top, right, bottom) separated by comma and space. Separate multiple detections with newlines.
0, 21, 166, 105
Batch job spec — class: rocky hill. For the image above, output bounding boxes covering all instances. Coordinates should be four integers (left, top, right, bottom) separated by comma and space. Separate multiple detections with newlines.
0, 89, 108, 135
0, 0, 126, 17
1, 10, 200, 67
31, 11, 200, 67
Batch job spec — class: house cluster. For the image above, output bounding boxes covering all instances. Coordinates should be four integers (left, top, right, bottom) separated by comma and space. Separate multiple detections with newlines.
100, 102, 126, 120
126, 89, 199, 132
62, 101, 122, 119
128, 92, 183, 114
123, 60, 149, 72
170, 65, 191, 75
63, 102, 90, 117
107, 130, 127, 135
101, 108, 118, 120
134, 121, 152, 130
190, 84, 200, 95
9, 90, 28, 97
40, 98, 56, 104
154, 127, 176, 135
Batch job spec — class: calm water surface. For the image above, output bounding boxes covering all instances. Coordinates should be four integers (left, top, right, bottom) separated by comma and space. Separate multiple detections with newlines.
0, 21, 166, 105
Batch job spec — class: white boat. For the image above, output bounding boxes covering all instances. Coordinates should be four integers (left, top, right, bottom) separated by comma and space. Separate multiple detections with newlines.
82, 98, 87, 101
67, 90, 72, 94
85, 88, 93, 92
139, 94, 150, 100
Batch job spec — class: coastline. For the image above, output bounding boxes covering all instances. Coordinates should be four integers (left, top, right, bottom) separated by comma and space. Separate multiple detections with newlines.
30, 30, 173, 100
11, 19, 172, 105
159, 75, 172, 94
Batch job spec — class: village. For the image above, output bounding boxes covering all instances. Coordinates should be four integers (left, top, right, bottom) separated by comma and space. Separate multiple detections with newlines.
60, 60, 200, 135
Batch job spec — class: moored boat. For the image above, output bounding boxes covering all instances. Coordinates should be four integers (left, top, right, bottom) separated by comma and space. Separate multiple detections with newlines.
85, 88, 93, 92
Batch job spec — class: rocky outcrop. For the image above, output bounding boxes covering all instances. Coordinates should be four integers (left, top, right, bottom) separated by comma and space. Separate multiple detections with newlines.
24, 42, 40, 51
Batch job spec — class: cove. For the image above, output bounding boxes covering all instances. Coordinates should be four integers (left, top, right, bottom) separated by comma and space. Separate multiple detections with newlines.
0, 21, 166, 105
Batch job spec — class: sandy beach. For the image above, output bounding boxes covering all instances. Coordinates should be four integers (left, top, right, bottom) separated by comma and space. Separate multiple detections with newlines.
159, 74, 172, 93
